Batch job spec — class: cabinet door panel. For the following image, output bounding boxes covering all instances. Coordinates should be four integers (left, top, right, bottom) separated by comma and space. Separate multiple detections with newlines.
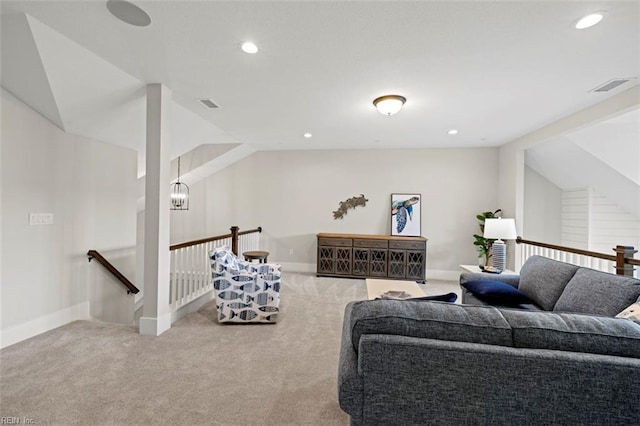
334, 248, 352, 275
352, 249, 370, 276
317, 246, 335, 273
388, 250, 406, 278
406, 250, 425, 280
369, 249, 387, 276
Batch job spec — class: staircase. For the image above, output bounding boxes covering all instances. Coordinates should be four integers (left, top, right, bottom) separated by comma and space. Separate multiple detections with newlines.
88, 226, 263, 326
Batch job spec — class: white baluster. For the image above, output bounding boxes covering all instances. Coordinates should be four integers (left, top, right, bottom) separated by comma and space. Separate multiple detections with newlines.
196, 244, 201, 295
178, 249, 185, 306
188, 245, 194, 298
201, 243, 206, 291
170, 250, 175, 305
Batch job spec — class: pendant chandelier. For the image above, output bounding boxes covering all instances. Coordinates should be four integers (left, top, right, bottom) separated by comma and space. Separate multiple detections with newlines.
170, 156, 189, 210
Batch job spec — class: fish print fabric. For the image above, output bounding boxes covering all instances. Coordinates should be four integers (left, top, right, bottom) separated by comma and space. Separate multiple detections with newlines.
210, 246, 281, 323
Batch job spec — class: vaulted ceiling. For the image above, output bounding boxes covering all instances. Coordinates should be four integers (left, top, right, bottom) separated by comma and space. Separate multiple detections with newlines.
2, 1, 639, 177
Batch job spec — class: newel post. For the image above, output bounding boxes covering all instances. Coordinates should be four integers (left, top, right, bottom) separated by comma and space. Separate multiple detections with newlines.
230, 226, 239, 256
614, 245, 637, 276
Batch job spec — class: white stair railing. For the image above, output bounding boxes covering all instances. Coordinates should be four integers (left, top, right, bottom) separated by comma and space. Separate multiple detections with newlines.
169, 226, 262, 311
519, 243, 616, 274
517, 237, 638, 278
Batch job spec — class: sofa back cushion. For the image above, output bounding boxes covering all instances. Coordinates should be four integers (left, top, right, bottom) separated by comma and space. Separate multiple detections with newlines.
349, 300, 513, 353
518, 256, 579, 310
553, 268, 640, 316
500, 309, 640, 359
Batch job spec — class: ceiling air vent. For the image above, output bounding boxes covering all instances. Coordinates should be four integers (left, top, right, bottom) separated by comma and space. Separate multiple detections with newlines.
197, 98, 219, 109
589, 78, 631, 92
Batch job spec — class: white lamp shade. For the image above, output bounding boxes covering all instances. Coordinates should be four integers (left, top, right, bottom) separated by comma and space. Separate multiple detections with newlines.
483, 218, 517, 240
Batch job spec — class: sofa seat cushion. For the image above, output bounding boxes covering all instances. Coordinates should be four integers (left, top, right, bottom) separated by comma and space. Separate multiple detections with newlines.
461, 280, 534, 307
349, 300, 513, 353
500, 309, 640, 359
517, 256, 579, 310
553, 268, 640, 317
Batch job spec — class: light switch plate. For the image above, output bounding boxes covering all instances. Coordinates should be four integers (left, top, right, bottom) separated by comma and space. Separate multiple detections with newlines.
29, 213, 54, 225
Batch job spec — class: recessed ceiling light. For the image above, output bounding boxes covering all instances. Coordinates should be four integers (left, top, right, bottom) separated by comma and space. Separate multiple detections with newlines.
448, 129, 458, 135
241, 42, 259, 54
574, 11, 606, 29
106, 0, 151, 27
303, 133, 312, 138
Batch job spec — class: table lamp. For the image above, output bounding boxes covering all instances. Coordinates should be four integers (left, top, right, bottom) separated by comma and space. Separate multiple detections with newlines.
483, 218, 517, 272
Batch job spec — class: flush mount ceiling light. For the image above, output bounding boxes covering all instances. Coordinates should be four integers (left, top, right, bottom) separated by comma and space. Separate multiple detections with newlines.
106, 0, 151, 27
373, 95, 406, 116
448, 129, 458, 135
303, 133, 312, 138
574, 11, 606, 29
241, 42, 259, 54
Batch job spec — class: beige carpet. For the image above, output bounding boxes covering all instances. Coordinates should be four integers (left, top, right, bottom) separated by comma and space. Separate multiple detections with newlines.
0, 273, 460, 425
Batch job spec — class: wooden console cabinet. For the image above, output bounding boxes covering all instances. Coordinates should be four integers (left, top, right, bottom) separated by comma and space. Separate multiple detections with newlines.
316, 233, 427, 282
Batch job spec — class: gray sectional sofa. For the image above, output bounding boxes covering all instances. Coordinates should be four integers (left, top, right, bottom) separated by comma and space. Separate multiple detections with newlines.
338, 256, 640, 425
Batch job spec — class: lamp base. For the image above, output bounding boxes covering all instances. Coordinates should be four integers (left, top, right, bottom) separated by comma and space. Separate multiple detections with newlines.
491, 239, 506, 272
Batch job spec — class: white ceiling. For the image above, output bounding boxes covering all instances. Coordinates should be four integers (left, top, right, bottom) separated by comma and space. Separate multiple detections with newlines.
2, 1, 639, 175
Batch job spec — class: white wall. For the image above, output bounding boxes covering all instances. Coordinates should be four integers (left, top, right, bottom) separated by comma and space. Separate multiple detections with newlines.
499, 85, 640, 269
1, 90, 137, 347
590, 190, 640, 254
170, 148, 499, 279
561, 188, 590, 250
523, 166, 562, 244
560, 187, 640, 254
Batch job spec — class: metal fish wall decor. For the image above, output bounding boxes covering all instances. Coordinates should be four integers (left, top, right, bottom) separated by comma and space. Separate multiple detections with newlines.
333, 194, 369, 220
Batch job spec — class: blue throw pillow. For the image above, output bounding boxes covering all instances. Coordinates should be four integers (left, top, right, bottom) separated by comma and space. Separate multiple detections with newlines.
461, 280, 533, 306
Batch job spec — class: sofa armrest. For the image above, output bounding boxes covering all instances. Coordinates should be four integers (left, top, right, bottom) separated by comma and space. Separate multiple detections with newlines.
337, 302, 364, 423
356, 334, 640, 425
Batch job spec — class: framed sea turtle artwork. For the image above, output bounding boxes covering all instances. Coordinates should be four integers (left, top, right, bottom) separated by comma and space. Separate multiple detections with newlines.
390, 193, 421, 237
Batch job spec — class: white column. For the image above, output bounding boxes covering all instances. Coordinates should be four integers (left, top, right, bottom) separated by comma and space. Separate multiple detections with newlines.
139, 84, 172, 336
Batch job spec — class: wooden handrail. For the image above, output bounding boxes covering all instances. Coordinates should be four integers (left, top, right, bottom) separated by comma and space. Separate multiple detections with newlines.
516, 237, 617, 261
88, 226, 262, 295
516, 237, 639, 275
169, 226, 262, 251
87, 250, 139, 294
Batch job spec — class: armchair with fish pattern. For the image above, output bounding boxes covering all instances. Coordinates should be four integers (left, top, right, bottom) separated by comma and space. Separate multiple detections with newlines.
209, 246, 281, 323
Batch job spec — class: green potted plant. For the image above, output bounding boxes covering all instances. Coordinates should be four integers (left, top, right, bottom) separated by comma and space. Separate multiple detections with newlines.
473, 209, 502, 267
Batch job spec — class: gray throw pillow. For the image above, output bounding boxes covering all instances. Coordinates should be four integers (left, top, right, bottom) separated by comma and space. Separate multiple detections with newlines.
518, 256, 579, 310
553, 268, 640, 317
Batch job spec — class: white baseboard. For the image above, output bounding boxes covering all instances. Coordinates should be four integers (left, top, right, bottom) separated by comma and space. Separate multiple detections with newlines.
170, 290, 215, 324
139, 312, 172, 336
427, 270, 460, 281
0, 301, 90, 349
278, 262, 316, 273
